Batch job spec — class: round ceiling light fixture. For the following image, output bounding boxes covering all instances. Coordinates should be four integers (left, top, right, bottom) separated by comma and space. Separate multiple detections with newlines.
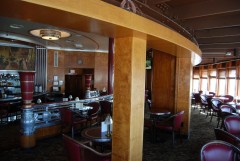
30, 29, 71, 40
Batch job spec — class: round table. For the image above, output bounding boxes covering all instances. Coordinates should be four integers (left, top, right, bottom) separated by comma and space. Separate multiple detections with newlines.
81, 126, 110, 140
81, 126, 111, 152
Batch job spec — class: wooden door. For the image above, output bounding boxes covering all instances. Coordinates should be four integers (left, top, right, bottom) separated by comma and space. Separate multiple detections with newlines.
65, 75, 83, 99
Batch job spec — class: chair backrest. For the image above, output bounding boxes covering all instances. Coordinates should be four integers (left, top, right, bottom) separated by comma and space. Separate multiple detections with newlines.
200, 140, 240, 161
209, 92, 216, 97
214, 128, 240, 148
100, 100, 112, 115
220, 104, 236, 113
200, 95, 208, 104
173, 111, 184, 131
59, 108, 73, 125
211, 98, 223, 111
63, 134, 82, 161
193, 93, 201, 104
63, 134, 111, 161
224, 115, 240, 137
223, 95, 234, 102
87, 102, 101, 116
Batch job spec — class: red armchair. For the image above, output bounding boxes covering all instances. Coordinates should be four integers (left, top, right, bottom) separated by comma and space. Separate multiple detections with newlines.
210, 98, 223, 127
63, 134, 111, 161
214, 128, 240, 148
200, 140, 240, 161
99, 100, 112, 120
87, 102, 101, 126
224, 115, 240, 139
59, 108, 87, 138
154, 111, 184, 145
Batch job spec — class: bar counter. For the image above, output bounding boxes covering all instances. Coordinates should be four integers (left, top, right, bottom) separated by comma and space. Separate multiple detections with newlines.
0, 92, 47, 103
25, 94, 113, 141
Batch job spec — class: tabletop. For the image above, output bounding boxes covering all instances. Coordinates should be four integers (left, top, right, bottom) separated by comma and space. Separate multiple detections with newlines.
81, 126, 111, 140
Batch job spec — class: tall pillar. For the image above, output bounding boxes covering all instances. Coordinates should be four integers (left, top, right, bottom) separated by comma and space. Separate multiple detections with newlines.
112, 35, 146, 161
175, 56, 192, 137
19, 71, 36, 148
108, 38, 114, 94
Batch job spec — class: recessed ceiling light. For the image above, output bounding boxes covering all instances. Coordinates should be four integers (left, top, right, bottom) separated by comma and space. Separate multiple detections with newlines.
66, 39, 74, 43
75, 34, 82, 37
75, 43, 83, 48
10, 24, 24, 29
226, 51, 232, 56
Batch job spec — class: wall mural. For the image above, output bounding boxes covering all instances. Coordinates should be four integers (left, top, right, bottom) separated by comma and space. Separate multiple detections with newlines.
0, 46, 35, 70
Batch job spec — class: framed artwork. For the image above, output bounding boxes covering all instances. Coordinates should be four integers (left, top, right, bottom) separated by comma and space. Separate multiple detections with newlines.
0, 46, 35, 70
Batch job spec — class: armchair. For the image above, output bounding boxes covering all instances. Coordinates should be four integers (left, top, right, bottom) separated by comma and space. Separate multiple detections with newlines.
219, 104, 236, 129
200, 95, 209, 115
59, 108, 87, 138
210, 98, 223, 127
214, 128, 240, 148
100, 100, 112, 120
224, 115, 240, 139
200, 140, 240, 161
63, 134, 111, 161
154, 111, 184, 145
87, 102, 101, 126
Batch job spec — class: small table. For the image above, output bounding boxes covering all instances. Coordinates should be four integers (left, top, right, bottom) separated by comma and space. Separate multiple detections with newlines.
146, 111, 172, 143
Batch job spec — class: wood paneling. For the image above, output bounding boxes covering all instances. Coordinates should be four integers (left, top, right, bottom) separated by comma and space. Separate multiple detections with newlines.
94, 52, 108, 90
35, 125, 62, 140
47, 50, 108, 93
151, 50, 176, 113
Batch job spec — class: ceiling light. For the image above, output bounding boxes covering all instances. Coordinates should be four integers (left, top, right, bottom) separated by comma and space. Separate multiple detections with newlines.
30, 29, 71, 40
40, 29, 61, 40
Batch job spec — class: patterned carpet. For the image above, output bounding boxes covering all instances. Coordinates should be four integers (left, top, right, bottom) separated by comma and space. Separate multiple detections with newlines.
0, 107, 217, 161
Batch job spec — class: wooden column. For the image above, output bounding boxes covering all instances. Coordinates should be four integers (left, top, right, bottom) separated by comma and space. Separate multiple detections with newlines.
112, 35, 146, 161
175, 56, 192, 136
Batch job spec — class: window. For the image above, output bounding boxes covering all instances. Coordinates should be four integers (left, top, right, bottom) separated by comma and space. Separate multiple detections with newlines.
201, 78, 208, 92
218, 69, 226, 95
227, 69, 236, 97
218, 79, 226, 95
209, 69, 216, 93
200, 69, 208, 92
209, 78, 216, 92
193, 79, 199, 93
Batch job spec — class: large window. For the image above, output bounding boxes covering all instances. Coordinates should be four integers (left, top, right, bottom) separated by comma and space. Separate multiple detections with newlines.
192, 63, 239, 99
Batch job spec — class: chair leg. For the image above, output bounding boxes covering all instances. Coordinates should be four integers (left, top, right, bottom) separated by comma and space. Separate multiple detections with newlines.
71, 126, 74, 138
172, 131, 175, 145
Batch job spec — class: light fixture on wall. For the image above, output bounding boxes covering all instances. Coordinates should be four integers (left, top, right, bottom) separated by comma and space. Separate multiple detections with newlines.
30, 29, 71, 40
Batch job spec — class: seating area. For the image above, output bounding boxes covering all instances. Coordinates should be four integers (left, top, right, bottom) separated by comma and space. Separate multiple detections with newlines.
0, 107, 221, 161
194, 92, 240, 161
